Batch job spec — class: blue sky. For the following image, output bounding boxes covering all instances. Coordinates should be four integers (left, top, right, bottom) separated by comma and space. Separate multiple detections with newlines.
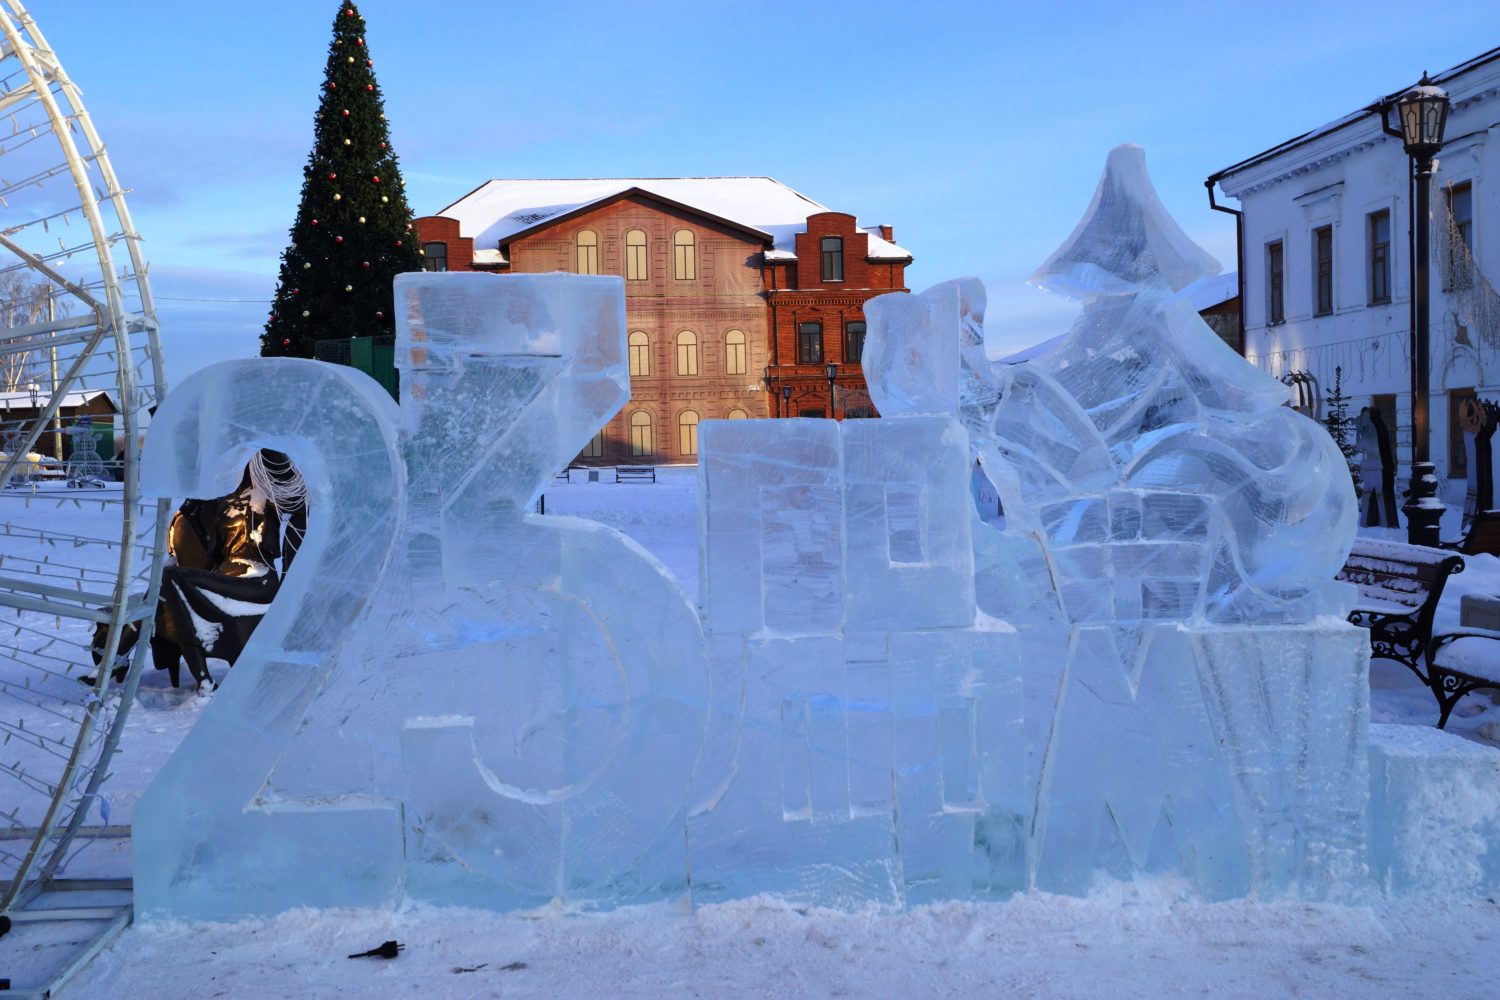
32, 1, 1498, 386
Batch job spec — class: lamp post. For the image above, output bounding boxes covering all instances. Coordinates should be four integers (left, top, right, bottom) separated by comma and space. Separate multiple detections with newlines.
825, 362, 838, 420
26, 381, 38, 409
781, 383, 793, 418
1388, 73, 1450, 546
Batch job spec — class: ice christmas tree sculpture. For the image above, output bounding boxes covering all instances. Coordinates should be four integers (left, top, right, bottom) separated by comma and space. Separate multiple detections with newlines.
260, 2, 422, 359
999, 145, 1357, 625
865, 146, 1369, 897
868, 145, 1358, 626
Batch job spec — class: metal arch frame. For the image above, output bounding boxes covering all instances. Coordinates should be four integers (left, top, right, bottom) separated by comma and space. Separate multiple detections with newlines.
0, 0, 168, 915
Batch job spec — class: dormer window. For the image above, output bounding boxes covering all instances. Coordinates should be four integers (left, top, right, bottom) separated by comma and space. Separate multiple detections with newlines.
821, 236, 844, 282
422, 242, 447, 272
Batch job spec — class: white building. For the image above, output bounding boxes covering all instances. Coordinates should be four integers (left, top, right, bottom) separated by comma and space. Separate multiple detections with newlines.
1209, 47, 1500, 508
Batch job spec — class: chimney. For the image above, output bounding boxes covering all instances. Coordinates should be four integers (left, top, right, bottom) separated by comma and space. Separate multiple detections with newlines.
877, 224, 893, 242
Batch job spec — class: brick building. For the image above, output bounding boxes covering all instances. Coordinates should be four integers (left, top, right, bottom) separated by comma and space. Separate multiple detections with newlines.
414, 177, 911, 465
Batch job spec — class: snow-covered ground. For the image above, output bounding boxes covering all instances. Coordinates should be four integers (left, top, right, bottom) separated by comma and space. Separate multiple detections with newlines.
70, 891, 1500, 1000
6, 466, 1500, 998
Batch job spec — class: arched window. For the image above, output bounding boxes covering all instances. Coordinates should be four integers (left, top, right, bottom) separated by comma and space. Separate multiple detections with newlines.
821, 236, 844, 281
628, 331, 651, 377
629, 411, 654, 457
422, 242, 448, 272
727, 408, 749, 420
576, 229, 599, 275
673, 229, 696, 280
724, 329, 746, 375
678, 410, 700, 456
626, 229, 648, 281
676, 330, 698, 376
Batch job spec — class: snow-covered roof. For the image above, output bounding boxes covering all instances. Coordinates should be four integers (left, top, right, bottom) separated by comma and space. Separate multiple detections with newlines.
438, 177, 913, 262
0, 389, 116, 413
1209, 45, 1500, 186
1182, 271, 1238, 312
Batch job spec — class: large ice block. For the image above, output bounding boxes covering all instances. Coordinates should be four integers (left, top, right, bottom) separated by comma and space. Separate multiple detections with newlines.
136, 274, 711, 918
1032, 623, 1250, 899
1191, 623, 1371, 897
690, 414, 1027, 905
1369, 723, 1500, 896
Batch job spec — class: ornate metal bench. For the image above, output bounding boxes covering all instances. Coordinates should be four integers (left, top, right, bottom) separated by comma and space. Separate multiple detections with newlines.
1425, 626, 1500, 728
1339, 537, 1466, 723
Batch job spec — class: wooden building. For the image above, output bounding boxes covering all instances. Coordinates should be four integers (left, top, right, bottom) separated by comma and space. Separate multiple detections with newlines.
415, 177, 911, 465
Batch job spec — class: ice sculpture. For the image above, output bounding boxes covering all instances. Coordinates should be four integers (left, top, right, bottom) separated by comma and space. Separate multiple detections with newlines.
691, 416, 1027, 905
134, 146, 1421, 920
135, 274, 711, 917
1369, 724, 1500, 896
865, 144, 1369, 898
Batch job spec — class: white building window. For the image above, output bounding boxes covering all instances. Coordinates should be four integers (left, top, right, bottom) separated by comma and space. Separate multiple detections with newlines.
1368, 211, 1391, 305
1266, 240, 1285, 325
1313, 225, 1333, 316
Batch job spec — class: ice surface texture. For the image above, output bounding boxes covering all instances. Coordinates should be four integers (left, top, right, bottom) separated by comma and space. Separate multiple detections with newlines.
692, 416, 1026, 905
136, 274, 711, 917
1369, 724, 1500, 896
136, 148, 1428, 919
867, 145, 1359, 626
866, 145, 1371, 898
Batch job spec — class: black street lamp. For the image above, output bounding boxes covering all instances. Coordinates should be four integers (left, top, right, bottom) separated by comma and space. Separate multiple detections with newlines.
826, 362, 838, 419
781, 383, 793, 418
26, 381, 38, 408
1384, 73, 1450, 546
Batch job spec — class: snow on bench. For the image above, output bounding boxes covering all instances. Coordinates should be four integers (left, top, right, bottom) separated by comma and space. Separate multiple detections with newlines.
1340, 537, 1468, 727
1426, 625, 1500, 728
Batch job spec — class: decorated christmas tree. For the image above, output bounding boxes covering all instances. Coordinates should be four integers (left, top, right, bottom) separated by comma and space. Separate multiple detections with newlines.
260, 2, 422, 360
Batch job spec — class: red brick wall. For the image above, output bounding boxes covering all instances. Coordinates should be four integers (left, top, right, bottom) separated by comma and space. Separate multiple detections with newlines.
416, 197, 909, 455
503, 194, 772, 465
768, 213, 907, 418
413, 216, 473, 272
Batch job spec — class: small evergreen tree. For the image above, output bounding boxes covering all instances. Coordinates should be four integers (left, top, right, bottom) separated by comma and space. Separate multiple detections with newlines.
261, 2, 422, 359
1324, 366, 1364, 500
